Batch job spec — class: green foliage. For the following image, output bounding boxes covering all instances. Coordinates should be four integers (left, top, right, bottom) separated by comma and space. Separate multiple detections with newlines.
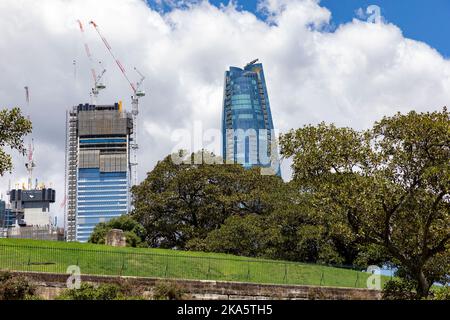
133, 150, 373, 266
57, 283, 118, 300
0, 271, 36, 300
131, 150, 283, 249
280, 108, 450, 298
263, 188, 360, 265
189, 186, 374, 266
382, 279, 418, 300
88, 215, 146, 247
56, 282, 145, 300
429, 286, 450, 300
189, 214, 266, 257
153, 281, 185, 300
0, 107, 32, 176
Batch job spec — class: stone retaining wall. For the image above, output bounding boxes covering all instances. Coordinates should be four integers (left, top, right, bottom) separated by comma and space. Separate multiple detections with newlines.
11, 271, 382, 300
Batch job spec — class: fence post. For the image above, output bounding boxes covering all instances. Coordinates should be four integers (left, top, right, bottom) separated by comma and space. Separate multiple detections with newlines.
120, 253, 125, 276
355, 271, 359, 288
246, 261, 250, 281
320, 271, 324, 286
283, 263, 287, 284
164, 257, 169, 278
207, 258, 211, 280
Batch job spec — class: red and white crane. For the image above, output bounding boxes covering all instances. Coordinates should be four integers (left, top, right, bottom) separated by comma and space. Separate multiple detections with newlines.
77, 19, 106, 104
89, 20, 146, 187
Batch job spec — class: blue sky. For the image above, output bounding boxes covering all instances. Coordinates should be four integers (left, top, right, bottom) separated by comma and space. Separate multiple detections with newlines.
320, 0, 450, 58
149, 0, 450, 58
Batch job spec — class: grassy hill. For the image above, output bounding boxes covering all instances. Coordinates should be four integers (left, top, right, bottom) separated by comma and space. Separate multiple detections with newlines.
0, 238, 389, 289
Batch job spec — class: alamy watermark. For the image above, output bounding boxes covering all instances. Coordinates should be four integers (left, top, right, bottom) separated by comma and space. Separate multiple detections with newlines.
66, 265, 81, 289
366, 265, 382, 290
170, 123, 280, 176
356, 5, 383, 24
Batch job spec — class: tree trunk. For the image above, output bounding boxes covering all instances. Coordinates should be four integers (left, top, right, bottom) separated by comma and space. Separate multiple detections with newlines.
416, 269, 430, 298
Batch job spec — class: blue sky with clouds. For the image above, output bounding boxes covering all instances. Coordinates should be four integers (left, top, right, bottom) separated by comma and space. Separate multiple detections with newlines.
320, 0, 450, 58
148, 0, 450, 57
1, 0, 449, 220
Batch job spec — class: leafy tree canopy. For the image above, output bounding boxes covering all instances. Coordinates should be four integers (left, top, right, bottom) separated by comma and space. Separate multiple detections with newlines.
130, 150, 283, 249
280, 108, 450, 298
0, 107, 32, 175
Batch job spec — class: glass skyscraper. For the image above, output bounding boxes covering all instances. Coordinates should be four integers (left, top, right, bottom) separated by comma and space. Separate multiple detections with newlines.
65, 103, 133, 242
222, 59, 280, 175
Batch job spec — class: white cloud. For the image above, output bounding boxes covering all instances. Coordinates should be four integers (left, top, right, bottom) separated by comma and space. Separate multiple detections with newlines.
0, 0, 449, 226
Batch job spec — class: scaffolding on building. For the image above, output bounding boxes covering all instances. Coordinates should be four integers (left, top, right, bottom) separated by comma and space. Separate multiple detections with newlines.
65, 109, 78, 241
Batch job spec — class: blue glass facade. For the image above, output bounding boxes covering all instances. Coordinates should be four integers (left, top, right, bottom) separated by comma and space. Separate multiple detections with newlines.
0, 200, 15, 228
76, 168, 128, 242
222, 61, 280, 175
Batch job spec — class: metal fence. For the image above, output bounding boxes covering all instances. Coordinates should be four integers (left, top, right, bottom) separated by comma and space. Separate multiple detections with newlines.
0, 243, 387, 289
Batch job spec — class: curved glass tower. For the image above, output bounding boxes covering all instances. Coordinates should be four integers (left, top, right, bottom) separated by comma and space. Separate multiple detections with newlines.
222, 60, 280, 176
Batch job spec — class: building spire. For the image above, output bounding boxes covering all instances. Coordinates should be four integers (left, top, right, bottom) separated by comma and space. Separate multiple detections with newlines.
245, 58, 259, 68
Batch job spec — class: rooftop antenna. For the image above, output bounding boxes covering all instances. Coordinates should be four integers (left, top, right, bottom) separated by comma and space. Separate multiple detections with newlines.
77, 19, 106, 104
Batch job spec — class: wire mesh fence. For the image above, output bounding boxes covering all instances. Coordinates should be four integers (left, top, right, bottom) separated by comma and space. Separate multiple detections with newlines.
0, 243, 388, 289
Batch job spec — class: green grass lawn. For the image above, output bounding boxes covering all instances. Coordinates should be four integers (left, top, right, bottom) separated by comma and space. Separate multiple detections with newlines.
0, 238, 390, 289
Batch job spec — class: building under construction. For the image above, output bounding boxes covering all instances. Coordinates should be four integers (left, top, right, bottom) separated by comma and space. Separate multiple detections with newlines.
0, 188, 62, 240
65, 102, 133, 242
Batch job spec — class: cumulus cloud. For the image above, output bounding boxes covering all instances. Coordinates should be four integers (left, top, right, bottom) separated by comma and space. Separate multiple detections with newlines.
0, 0, 449, 226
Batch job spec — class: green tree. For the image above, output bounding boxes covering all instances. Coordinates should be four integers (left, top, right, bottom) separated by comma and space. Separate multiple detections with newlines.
131, 150, 283, 249
88, 215, 146, 247
189, 182, 372, 265
0, 107, 32, 175
190, 214, 267, 257
262, 184, 365, 265
280, 108, 450, 298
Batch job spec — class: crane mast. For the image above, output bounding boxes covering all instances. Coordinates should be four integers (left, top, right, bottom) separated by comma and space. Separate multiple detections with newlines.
25, 139, 35, 190
77, 19, 106, 104
89, 20, 146, 188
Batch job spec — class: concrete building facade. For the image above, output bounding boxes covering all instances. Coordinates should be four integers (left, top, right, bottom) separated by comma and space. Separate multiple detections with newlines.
8, 188, 55, 227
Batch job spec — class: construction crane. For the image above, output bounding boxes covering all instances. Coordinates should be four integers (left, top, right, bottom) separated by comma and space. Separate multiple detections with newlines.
25, 139, 36, 190
77, 19, 106, 104
89, 20, 146, 187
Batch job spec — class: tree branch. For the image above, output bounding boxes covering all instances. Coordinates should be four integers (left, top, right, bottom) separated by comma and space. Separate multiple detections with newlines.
422, 191, 446, 256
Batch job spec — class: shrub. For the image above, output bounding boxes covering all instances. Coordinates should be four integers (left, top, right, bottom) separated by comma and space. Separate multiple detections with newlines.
0, 271, 36, 300
57, 283, 122, 300
110, 278, 146, 299
382, 279, 418, 300
56, 282, 146, 300
428, 286, 450, 300
153, 281, 185, 300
